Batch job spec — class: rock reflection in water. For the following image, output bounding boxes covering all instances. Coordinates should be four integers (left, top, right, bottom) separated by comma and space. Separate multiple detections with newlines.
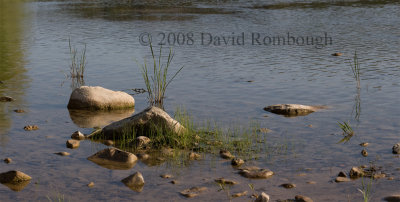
68, 108, 135, 128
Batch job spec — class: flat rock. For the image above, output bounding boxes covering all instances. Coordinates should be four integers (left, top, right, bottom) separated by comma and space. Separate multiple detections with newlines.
24, 125, 39, 131
220, 150, 235, 159
0, 170, 31, 191
335, 177, 350, 182
384, 195, 400, 202
13, 109, 25, 113
295, 195, 313, 202
239, 166, 274, 179
98, 107, 186, 140
180, 187, 207, 198
255, 192, 270, 202
360, 142, 369, 147
54, 152, 70, 156
88, 148, 138, 170
215, 178, 237, 185
232, 191, 247, 198
264, 104, 327, 117
121, 172, 144, 192
0, 96, 14, 102
66, 139, 80, 149
393, 143, 400, 154
71, 131, 85, 140
67, 86, 135, 110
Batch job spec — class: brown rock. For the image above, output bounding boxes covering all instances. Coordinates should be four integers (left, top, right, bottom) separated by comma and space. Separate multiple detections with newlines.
87, 182, 94, 187
121, 172, 144, 192
232, 191, 247, 198
295, 195, 313, 202
215, 178, 237, 185
280, 183, 296, 188
231, 158, 244, 166
104, 140, 114, 146
349, 167, 365, 178
13, 109, 25, 113
393, 143, 400, 154
88, 148, 138, 170
360, 142, 369, 147
180, 187, 207, 198
220, 150, 235, 159
332, 53, 343, 56
0, 170, 31, 191
255, 192, 270, 202
335, 177, 350, 182
24, 125, 39, 131
0, 96, 14, 102
338, 171, 347, 177
264, 104, 327, 117
4, 158, 12, 164
136, 136, 151, 148
71, 131, 85, 140
189, 152, 201, 160
384, 195, 400, 202
361, 149, 368, 157
66, 139, 80, 149
239, 166, 274, 179
54, 152, 70, 156
160, 174, 173, 179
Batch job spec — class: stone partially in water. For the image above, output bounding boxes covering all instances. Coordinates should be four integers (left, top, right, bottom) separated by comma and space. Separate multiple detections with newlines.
4, 158, 12, 164
68, 108, 135, 128
280, 183, 296, 188
231, 158, 244, 167
232, 191, 247, 198
215, 178, 237, 185
121, 172, 144, 192
239, 166, 274, 179
67, 86, 135, 110
13, 109, 25, 113
335, 177, 350, 182
384, 195, 400, 202
295, 195, 313, 202
88, 148, 138, 170
180, 187, 207, 198
360, 142, 369, 147
99, 107, 186, 140
255, 192, 270, 202
349, 167, 365, 178
264, 104, 327, 117
24, 125, 39, 131
66, 139, 80, 149
361, 149, 368, 157
54, 152, 70, 156
189, 152, 201, 160
71, 131, 85, 140
0, 170, 31, 192
393, 143, 400, 154
332, 53, 343, 56
337, 171, 347, 177
0, 96, 14, 102
136, 136, 151, 148
220, 150, 235, 159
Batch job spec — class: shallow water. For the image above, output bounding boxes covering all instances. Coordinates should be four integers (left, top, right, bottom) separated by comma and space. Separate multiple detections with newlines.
1, 0, 400, 201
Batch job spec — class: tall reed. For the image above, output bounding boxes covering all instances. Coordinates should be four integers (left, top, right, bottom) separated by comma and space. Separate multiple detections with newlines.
348, 51, 361, 89
68, 38, 86, 79
138, 38, 183, 108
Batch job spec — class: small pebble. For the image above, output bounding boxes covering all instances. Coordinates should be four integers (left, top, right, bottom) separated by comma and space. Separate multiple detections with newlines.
24, 125, 39, 131
104, 140, 114, 146
4, 158, 12, 164
231, 158, 244, 167
280, 183, 296, 189
0, 96, 14, 102
232, 191, 247, 198
13, 109, 25, 113
160, 174, 173, 179
170, 180, 177, 184
360, 142, 369, 147
361, 149, 368, 157
54, 152, 70, 156
87, 182, 94, 187
66, 139, 80, 149
332, 53, 343, 56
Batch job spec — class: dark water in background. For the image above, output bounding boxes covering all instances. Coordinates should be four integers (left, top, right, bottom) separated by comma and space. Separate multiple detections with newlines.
0, 0, 400, 201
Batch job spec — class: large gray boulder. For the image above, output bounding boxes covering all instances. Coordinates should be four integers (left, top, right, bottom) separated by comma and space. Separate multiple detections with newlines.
98, 106, 186, 140
264, 104, 327, 117
67, 86, 135, 110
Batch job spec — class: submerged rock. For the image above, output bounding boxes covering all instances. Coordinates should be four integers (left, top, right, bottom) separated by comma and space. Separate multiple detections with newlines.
24, 125, 39, 131
121, 172, 144, 192
220, 150, 235, 159
160, 174, 173, 179
88, 148, 138, 170
54, 152, 70, 156
66, 139, 80, 149
255, 192, 270, 202
67, 86, 135, 110
99, 107, 186, 140
180, 186, 207, 198
295, 195, 313, 202
384, 195, 400, 202
215, 178, 237, 185
239, 166, 274, 179
335, 177, 350, 182
71, 131, 85, 140
264, 104, 327, 117
0, 96, 14, 102
232, 191, 247, 198
0, 170, 31, 192
393, 143, 400, 154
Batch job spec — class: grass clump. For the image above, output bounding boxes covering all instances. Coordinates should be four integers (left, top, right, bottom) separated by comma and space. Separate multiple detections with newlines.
137, 38, 184, 108
337, 121, 354, 143
358, 176, 373, 202
68, 38, 86, 79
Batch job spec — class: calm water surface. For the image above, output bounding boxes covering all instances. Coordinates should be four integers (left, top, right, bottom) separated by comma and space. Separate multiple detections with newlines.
0, 0, 400, 201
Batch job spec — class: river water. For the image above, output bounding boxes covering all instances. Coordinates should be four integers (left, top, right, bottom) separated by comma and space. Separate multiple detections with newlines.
0, 0, 400, 201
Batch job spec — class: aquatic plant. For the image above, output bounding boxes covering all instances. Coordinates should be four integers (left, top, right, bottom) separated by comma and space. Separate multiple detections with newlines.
337, 121, 354, 143
137, 37, 184, 108
358, 176, 373, 202
348, 51, 361, 89
68, 38, 86, 79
